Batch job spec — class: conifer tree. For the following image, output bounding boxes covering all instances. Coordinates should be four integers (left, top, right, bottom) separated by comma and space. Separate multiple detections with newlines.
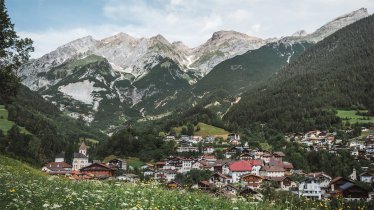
0, 0, 33, 100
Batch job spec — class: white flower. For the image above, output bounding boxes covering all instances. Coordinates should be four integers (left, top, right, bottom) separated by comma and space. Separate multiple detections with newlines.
51, 204, 62, 209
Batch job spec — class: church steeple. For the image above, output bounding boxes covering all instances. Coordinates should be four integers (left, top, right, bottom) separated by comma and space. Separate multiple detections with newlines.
79, 142, 88, 157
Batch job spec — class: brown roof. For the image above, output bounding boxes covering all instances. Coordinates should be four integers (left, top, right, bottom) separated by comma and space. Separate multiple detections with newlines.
265, 176, 288, 182
45, 162, 72, 171
330, 176, 353, 185
212, 172, 231, 179
273, 152, 286, 157
80, 163, 115, 171
241, 174, 264, 179
262, 166, 285, 172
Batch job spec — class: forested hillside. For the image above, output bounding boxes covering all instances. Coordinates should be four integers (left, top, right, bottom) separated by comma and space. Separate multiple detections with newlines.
0, 85, 107, 164
225, 14, 374, 132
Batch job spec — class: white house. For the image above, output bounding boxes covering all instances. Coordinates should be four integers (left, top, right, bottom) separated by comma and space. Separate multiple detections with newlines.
298, 178, 322, 200
203, 146, 215, 154
248, 159, 263, 176
72, 142, 90, 171
176, 146, 199, 153
72, 153, 89, 171
179, 159, 193, 173
54, 152, 65, 163
260, 166, 285, 178
359, 172, 373, 183
228, 160, 252, 183
154, 170, 177, 182
42, 162, 72, 175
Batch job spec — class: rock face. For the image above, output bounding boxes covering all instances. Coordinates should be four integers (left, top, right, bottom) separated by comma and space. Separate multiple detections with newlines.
190, 30, 269, 76
304, 8, 369, 43
279, 8, 369, 44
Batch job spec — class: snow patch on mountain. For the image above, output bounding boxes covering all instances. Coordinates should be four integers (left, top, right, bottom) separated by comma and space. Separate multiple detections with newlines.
58, 80, 105, 104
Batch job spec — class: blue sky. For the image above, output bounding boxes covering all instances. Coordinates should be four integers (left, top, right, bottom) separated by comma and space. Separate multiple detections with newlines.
6, 0, 374, 58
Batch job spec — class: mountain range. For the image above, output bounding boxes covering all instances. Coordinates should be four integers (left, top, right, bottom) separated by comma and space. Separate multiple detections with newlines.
18, 8, 369, 132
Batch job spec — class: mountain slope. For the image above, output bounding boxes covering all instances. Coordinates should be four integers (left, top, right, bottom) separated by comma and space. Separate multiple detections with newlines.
0, 84, 107, 164
225, 14, 374, 132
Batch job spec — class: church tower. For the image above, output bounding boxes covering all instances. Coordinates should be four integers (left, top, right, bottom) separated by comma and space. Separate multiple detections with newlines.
79, 142, 88, 157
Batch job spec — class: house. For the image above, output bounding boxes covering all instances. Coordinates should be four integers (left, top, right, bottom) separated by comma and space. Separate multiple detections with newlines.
164, 136, 176, 142
239, 153, 252, 160
72, 152, 89, 171
176, 146, 199, 153
272, 152, 285, 162
241, 174, 264, 189
220, 184, 239, 196
209, 172, 232, 187
166, 180, 181, 188
228, 160, 252, 183
106, 158, 127, 170
154, 169, 177, 182
79, 142, 88, 157
72, 142, 90, 171
117, 174, 139, 182
224, 147, 238, 159
201, 154, 217, 163
142, 168, 155, 177
205, 136, 215, 143
80, 163, 116, 177
202, 146, 215, 154
330, 182, 369, 201
213, 159, 232, 174
265, 176, 297, 191
54, 152, 65, 163
228, 133, 240, 141
190, 136, 203, 144
164, 157, 182, 170
307, 172, 332, 194
198, 180, 214, 191
260, 166, 285, 178
239, 187, 260, 197
227, 134, 240, 145
298, 177, 322, 200
359, 172, 373, 183
261, 153, 273, 163
156, 161, 166, 169
42, 162, 72, 175
180, 159, 193, 173
329, 177, 354, 192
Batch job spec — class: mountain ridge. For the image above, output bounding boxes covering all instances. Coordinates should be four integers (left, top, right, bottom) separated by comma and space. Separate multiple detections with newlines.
17, 8, 370, 131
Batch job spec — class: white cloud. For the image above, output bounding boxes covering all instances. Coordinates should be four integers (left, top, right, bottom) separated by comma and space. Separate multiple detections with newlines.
20, 0, 374, 58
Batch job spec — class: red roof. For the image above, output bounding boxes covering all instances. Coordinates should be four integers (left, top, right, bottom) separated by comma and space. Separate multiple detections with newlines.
202, 154, 216, 159
229, 160, 252, 172
249, 159, 263, 166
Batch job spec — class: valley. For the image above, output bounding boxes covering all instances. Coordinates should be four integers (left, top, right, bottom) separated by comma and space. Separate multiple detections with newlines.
2, 1, 374, 209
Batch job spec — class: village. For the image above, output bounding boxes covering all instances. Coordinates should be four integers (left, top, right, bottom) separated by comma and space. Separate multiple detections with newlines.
42, 128, 374, 202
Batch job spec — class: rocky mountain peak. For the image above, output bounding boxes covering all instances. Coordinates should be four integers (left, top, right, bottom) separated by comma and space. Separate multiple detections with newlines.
172, 41, 191, 53
210, 30, 261, 42
303, 8, 369, 43
150, 34, 170, 45
291, 30, 308, 37
101, 32, 138, 44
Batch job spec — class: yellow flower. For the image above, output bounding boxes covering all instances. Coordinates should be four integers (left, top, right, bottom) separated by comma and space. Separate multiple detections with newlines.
9, 189, 16, 193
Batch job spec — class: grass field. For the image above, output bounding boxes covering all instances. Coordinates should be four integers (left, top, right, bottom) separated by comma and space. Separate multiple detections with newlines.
79, 137, 99, 144
1, 155, 368, 209
126, 157, 146, 169
174, 122, 230, 138
336, 109, 374, 124
0, 105, 30, 135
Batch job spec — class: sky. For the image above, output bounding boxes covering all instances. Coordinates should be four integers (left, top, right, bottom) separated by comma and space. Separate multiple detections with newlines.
6, 0, 374, 58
